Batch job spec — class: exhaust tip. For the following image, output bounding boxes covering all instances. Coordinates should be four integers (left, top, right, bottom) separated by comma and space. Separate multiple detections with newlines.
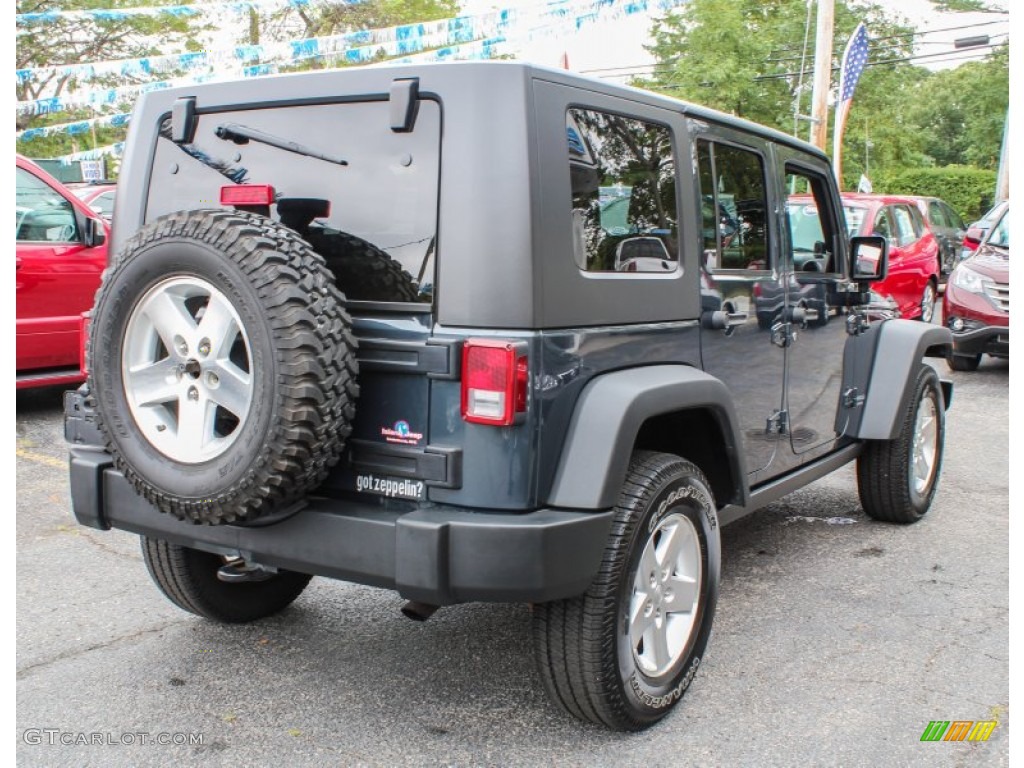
401, 601, 440, 622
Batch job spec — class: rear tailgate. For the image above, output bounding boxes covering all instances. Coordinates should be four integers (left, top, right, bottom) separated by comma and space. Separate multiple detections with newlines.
144, 89, 445, 502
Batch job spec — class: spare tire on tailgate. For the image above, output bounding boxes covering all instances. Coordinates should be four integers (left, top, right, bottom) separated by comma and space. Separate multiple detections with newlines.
304, 226, 421, 303
88, 209, 358, 525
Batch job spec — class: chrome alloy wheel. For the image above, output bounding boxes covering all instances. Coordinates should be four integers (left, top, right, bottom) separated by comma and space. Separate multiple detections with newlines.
628, 512, 702, 678
912, 391, 939, 496
122, 276, 253, 463
920, 282, 936, 323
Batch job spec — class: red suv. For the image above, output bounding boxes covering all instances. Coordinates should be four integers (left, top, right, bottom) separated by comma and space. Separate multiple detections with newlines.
841, 194, 941, 322
16, 155, 109, 388
942, 201, 1009, 370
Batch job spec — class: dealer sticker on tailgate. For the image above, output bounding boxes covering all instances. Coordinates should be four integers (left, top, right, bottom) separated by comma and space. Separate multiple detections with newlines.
355, 473, 426, 500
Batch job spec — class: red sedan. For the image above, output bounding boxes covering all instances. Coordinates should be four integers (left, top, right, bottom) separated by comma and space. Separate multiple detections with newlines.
840, 194, 941, 322
16, 155, 109, 389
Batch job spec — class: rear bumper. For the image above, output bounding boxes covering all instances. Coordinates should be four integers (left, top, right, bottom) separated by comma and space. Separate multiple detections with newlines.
68, 448, 613, 606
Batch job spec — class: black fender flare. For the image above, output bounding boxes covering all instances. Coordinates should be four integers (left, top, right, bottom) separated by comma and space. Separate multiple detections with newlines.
546, 365, 748, 510
854, 320, 953, 441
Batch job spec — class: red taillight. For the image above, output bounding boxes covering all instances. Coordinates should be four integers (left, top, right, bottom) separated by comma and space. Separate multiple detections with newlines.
461, 339, 529, 426
962, 227, 983, 250
220, 184, 276, 206
79, 312, 91, 376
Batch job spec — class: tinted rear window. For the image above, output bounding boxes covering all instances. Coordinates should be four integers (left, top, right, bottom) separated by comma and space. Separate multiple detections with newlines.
147, 99, 440, 305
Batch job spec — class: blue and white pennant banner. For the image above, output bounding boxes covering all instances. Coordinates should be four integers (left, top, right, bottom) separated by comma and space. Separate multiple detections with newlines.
16, 8, 516, 87
17, 112, 132, 142
27, 0, 687, 151
16, 0, 361, 27
57, 142, 126, 165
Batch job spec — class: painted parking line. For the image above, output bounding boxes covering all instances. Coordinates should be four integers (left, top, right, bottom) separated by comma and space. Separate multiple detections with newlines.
16, 448, 66, 470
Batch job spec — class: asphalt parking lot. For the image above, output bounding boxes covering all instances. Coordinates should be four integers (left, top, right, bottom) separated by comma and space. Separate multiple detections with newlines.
15, 356, 1009, 767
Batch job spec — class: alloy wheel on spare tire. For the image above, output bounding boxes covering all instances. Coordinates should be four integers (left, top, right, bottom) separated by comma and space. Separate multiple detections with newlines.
532, 452, 720, 731
87, 209, 358, 525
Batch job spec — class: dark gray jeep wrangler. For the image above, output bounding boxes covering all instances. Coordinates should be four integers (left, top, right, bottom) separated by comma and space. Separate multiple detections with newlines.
66, 62, 953, 731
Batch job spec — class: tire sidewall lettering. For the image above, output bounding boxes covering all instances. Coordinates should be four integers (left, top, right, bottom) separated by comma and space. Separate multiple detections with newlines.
649, 483, 717, 535
628, 656, 701, 710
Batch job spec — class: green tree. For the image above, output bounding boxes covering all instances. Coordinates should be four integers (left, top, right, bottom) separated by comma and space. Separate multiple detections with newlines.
637, 0, 1011, 188
252, 0, 458, 58
16, 1, 208, 112
284, 0, 458, 38
641, 0, 917, 134
16, 0, 460, 160
906, 45, 1008, 169
16, 0, 211, 163
640, 0, 802, 127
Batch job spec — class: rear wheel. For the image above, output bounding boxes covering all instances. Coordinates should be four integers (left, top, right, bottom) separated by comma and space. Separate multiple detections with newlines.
141, 537, 311, 623
857, 365, 945, 523
532, 452, 720, 731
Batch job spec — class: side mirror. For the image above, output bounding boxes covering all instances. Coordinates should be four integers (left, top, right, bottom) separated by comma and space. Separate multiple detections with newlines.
850, 235, 888, 283
83, 216, 106, 248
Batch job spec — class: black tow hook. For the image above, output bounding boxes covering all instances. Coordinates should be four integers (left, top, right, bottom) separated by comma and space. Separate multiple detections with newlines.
401, 601, 440, 622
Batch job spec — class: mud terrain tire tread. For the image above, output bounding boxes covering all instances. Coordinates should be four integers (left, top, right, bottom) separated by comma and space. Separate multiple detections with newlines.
305, 227, 421, 303
88, 209, 357, 525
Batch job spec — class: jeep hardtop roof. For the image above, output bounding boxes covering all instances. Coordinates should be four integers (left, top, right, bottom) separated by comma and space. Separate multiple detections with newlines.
114, 61, 833, 330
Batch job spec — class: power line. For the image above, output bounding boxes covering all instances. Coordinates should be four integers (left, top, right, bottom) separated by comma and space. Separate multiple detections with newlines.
583, 38, 1007, 84
765, 31, 1007, 64
766, 17, 1008, 55
753, 43, 1006, 81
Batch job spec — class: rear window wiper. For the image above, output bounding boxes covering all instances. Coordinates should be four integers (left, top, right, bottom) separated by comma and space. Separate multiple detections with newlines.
215, 122, 348, 167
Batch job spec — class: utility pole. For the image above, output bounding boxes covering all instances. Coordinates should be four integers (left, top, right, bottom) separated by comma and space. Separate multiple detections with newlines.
809, 0, 835, 151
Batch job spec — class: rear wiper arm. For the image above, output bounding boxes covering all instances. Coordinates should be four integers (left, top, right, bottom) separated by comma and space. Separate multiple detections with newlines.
215, 122, 348, 166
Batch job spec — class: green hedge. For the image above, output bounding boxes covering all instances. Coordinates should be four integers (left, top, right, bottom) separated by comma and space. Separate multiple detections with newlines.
872, 166, 997, 222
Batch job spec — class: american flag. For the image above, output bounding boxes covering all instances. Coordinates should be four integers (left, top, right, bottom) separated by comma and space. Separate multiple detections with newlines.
833, 22, 869, 187
838, 22, 869, 104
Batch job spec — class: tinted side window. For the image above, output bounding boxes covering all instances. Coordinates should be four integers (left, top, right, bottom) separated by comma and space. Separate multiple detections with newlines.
697, 141, 769, 272
872, 208, 892, 240
988, 211, 1009, 248
92, 191, 115, 217
943, 203, 965, 230
892, 205, 918, 246
568, 109, 678, 273
785, 169, 840, 273
928, 201, 948, 228
908, 205, 925, 237
16, 167, 81, 243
